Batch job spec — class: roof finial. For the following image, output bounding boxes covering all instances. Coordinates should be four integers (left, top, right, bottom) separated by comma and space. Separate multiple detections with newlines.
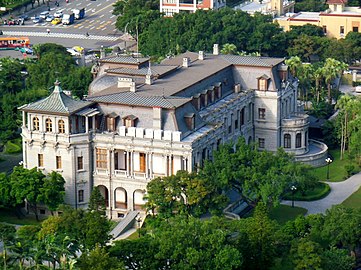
53, 80, 62, 93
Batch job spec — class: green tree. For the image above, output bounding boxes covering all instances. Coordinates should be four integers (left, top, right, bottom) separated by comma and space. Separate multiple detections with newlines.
78, 244, 125, 270
0, 223, 16, 270
39, 171, 66, 214
322, 58, 348, 104
10, 166, 46, 221
292, 238, 322, 270
220, 43, 237, 55
88, 187, 106, 214
145, 170, 227, 218
321, 247, 355, 270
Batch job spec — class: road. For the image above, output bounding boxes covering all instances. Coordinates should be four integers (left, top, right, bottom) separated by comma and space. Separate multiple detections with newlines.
0, 0, 126, 49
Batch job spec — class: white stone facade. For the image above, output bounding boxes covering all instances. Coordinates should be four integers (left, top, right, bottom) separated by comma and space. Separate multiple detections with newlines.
20, 51, 327, 218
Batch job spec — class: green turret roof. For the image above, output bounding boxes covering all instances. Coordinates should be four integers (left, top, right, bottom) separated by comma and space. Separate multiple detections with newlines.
19, 81, 93, 115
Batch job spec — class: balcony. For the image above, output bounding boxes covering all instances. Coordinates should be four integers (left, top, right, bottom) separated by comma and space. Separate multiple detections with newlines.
282, 113, 309, 128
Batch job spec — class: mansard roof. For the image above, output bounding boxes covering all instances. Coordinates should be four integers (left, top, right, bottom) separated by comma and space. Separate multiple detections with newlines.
221, 54, 285, 67
20, 81, 93, 115
86, 91, 191, 109
100, 55, 150, 65
105, 65, 178, 77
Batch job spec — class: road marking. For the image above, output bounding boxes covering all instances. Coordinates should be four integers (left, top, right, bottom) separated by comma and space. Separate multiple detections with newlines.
99, 14, 104, 18
79, 26, 84, 29
97, 3, 102, 6
100, 20, 106, 24
3, 30, 120, 41
90, 26, 95, 30
76, 3, 81, 6
86, 3, 91, 6
110, 15, 115, 19
111, 22, 116, 25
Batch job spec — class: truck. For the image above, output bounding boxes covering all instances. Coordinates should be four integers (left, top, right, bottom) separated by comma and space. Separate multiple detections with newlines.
62, 13, 75, 25
73, 8, 85, 20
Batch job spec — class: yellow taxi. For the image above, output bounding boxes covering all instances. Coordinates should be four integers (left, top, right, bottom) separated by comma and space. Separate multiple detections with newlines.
51, 18, 62, 25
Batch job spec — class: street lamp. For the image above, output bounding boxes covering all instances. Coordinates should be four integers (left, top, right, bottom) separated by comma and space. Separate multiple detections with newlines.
325, 157, 333, 180
291, 185, 297, 208
136, 214, 142, 238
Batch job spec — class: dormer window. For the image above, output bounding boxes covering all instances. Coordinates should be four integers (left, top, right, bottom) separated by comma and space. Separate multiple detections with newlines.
33, 117, 39, 131
123, 115, 138, 128
258, 75, 269, 91
107, 113, 118, 132
46, 118, 52, 132
184, 113, 195, 130
58, 120, 65, 134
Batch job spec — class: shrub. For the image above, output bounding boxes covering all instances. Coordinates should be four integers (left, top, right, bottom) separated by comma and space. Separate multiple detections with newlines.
345, 164, 355, 177
4, 140, 21, 154
283, 182, 331, 201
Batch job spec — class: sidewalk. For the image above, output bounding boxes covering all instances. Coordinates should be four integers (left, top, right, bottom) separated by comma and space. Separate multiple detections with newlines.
282, 172, 361, 215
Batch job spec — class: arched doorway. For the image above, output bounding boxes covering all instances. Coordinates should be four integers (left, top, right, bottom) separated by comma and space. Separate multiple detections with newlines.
114, 187, 127, 209
97, 185, 109, 207
133, 189, 145, 210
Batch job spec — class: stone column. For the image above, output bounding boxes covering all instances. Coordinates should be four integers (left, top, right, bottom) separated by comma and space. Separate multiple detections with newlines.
85, 116, 89, 133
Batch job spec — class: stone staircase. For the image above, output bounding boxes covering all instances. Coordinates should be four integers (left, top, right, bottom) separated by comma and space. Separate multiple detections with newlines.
110, 210, 139, 239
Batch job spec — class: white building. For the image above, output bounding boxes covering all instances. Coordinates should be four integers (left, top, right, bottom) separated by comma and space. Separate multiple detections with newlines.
160, 0, 226, 16
20, 46, 327, 218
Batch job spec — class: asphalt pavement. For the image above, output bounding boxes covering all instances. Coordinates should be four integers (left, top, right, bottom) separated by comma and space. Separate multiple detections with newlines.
282, 172, 361, 215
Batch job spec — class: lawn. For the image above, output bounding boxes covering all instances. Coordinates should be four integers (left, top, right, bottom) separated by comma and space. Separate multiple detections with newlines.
310, 149, 360, 182
269, 205, 307, 225
0, 207, 42, 226
342, 186, 361, 209
283, 182, 330, 201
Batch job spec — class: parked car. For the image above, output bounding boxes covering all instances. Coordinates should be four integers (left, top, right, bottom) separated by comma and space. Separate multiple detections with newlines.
51, 18, 62, 25
46, 15, 54, 22
19, 14, 29, 20
53, 11, 63, 18
72, 46, 84, 53
39, 11, 50, 19
32, 17, 43, 24
19, 47, 33, 54
67, 48, 81, 56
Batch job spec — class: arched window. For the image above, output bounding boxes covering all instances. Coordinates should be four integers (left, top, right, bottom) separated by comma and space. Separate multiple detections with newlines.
46, 118, 52, 132
284, 134, 291, 148
33, 117, 39, 131
58, 120, 65, 133
296, 133, 302, 148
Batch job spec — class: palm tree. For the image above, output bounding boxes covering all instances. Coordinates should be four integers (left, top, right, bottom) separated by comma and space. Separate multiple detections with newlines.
322, 58, 348, 104
220, 43, 237, 55
285, 56, 302, 78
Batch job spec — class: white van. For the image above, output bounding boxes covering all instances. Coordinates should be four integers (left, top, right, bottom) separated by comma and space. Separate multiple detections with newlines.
39, 11, 50, 19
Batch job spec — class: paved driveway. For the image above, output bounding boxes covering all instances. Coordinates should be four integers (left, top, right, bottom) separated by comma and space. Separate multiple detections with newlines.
282, 172, 361, 215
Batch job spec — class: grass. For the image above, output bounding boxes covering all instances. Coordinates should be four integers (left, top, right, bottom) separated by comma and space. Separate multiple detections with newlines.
0, 207, 42, 226
269, 205, 307, 225
309, 149, 360, 182
283, 182, 330, 201
127, 230, 140, 240
342, 186, 361, 209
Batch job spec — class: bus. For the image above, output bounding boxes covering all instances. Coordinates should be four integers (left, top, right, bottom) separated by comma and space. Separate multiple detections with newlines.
0, 37, 30, 50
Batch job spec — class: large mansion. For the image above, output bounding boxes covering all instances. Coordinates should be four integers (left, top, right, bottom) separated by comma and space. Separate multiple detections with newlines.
20, 46, 327, 218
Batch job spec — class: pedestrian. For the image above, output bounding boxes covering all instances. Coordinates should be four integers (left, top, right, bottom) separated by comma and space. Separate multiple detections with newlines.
85, 32, 89, 37
47, 28, 50, 35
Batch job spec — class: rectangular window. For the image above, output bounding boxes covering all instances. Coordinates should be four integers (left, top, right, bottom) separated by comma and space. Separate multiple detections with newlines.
258, 138, 265, 149
107, 117, 115, 132
96, 148, 108, 169
353, 26, 359, 32
258, 108, 266, 120
77, 156, 83, 170
235, 110, 239, 130
38, 154, 44, 167
78, 190, 84, 202
340, 26, 344, 34
56, 156, 62, 169
240, 108, 245, 128
323, 25, 327, 34
259, 79, 267, 90
139, 153, 146, 173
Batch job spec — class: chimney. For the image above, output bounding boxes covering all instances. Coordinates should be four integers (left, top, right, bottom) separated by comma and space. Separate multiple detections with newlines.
118, 77, 136, 92
198, 51, 205, 60
145, 62, 153, 85
183, 57, 190, 68
213, 44, 219, 55
100, 45, 106, 59
153, 107, 162, 129
234, 84, 241, 93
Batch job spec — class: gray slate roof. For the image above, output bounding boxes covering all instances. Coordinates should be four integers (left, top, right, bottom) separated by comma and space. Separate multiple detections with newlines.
106, 65, 178, 77
221, 54, 285, 67
100, 55, 150, 65
20, 83, 92, 115
86, 91, 191, 109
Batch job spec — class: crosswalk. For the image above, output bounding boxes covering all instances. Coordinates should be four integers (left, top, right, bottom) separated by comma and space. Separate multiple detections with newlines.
2, 31, 120, 41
